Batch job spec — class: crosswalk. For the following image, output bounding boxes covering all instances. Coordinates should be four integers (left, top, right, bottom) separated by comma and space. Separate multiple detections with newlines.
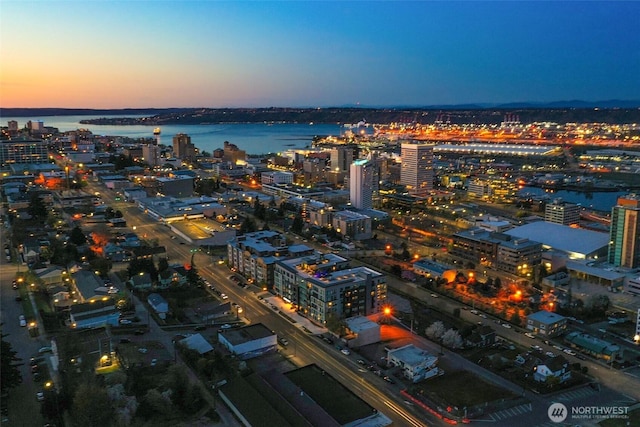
489, 403, 532, 421
553, 386, 598, 402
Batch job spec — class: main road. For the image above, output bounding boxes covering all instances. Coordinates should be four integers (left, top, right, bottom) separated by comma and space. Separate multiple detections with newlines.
88, 182, 438, 427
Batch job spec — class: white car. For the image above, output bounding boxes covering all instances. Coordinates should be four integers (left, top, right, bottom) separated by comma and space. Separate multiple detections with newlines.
221, 293, 228, 300
563, 349, 577, 356
470, 310, 479, 315
502, 323, 512, 329
341, 348, 351, 355
524, 332, 536, 339
119, 319, 132, 325
19, 315, 26, 327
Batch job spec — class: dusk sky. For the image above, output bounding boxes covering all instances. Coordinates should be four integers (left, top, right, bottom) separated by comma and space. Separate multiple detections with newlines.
2, 1, 639, 109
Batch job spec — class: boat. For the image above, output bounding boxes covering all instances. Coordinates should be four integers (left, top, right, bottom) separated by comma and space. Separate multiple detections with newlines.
153, 127, 161, 135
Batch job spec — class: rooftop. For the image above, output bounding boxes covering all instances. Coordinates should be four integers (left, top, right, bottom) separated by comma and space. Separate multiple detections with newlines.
504, 222, 609, 256
387, 344, 437, 367
219, 323, 274, 346
527, 310, 566, 324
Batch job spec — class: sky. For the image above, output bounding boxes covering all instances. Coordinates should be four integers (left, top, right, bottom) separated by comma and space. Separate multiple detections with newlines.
1, 1, 639, 109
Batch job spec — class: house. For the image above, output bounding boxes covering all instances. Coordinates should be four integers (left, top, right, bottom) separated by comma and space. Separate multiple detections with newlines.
34, 266, 65, 286
158, 266, 188, 288
533, 355, 571, 384
69, 298, 120, 329
129, 273, 153, 290
48, 284, 71, 308
386, 344, 440, 383
71, 270, 108, 302
21, 238, 42, 264
191, 301, 231, 323
147, 293, 169, 319
465, 325, 496, 348
526, 310, 567, 337
132, 246, 167, 263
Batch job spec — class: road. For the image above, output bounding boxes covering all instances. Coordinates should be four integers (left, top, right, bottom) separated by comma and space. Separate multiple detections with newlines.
88, 183, 435, 427
0, 230, 47, 426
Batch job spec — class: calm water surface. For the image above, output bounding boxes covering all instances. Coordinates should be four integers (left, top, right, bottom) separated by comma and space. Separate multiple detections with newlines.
2, 115, 343, 155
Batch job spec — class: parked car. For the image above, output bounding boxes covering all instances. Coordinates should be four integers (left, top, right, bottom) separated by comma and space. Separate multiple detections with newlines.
278, 338, 289, 346
341, 348, 351, 356
563, 349, 577, 356
19, 315, 26, 327
36, 392, 44, 402
38, 347, 52, 354
119, 338, 131, 344
502, 323, 512, 329
134, 329, 146, 335
119, 319, 132, 325
524, 332, 536, 339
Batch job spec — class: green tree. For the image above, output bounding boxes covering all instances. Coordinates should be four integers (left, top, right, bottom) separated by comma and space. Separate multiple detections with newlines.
291, 214, 304, 234
27, 192, 48, 221
69, 226, 87, 246
1, 334, 22, 394
128, 258, 157, 280
89, 257, 112, 277
239, 216, 257, 234
71, 382, 114, 427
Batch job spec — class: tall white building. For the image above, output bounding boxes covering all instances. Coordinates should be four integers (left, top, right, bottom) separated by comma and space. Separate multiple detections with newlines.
350, 159, 374, 209
142, 144, 162, 167
400, 143, 434, 194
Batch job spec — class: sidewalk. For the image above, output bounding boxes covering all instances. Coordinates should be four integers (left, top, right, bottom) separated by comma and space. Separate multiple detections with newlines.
260, 294, 327, 335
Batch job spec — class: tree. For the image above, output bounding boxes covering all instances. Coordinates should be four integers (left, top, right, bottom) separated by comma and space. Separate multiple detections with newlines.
1, 334, 22, 394
239, 216, 257, 234
425, 321, 446, 340
89, 257, 112, 277
586, 294, 610, 313
27, 192, 48, 221
69, 226, 87, 246
128, 258, 157, 280
510, 311, 522, 326
291, 214, 304, 234
157, 257, 169, 273
71, 382, 114, 427
441, 329, 463, 349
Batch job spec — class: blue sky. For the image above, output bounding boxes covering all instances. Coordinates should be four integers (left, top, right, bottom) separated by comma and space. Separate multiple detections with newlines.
1, 1, 639, 108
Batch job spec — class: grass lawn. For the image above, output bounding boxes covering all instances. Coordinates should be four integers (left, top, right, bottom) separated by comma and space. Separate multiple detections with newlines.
410, 370, 517, 408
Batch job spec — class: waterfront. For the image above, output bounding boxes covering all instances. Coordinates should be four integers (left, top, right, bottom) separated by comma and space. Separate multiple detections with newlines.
517, 186, 630, 212
1, 115, 344, 156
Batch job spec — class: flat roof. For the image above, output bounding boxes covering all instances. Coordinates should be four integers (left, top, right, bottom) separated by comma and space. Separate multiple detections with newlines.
504, 222, 609, 256
388, 344, 436, 367
527, 310, 566, 324
219, 323, 274, 345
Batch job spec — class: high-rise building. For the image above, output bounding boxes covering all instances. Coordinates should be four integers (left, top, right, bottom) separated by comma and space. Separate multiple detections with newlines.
609, 195, 640, 268
172, 133, 196, 161
400, 143, 434, 194
142, 144, 162, 167
330, 146, 355, 173
350, 159, 374, 209
545, 201, 580, 226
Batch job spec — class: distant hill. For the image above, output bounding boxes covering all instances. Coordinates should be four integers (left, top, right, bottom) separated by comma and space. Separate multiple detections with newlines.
0, 107, 191, 117
1, 102, 639, 125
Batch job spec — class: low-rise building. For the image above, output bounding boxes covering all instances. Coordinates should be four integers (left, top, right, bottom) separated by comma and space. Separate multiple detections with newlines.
532, 355, 571, 383
69, 298, 119, 329
386, 344, 440, 383
526, 310, 567, 337
564, 331, 620, 361
343, 316, 380, 348
217, 323, 277, 360
148, 293, 169, 319
331, 210, 372, 241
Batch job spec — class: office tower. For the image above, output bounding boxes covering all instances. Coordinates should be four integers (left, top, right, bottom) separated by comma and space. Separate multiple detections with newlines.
330, 146, 355, 173
545, 200, 580, 226
609, 195, 640, 268
400, 142, 434, 194
142, 143, 162, 167
350, 159, 374, 209
172, 133, 196, 161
